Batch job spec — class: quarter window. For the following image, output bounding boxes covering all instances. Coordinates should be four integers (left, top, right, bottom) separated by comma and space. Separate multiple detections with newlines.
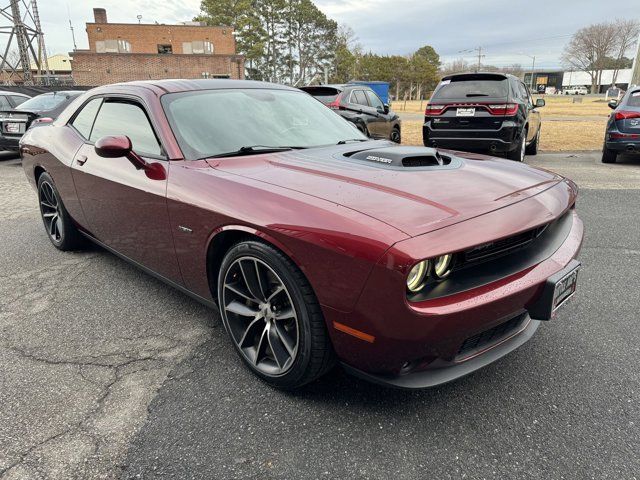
0, 95, 11, 110
70, 98, 103, 139
10, 95, 28, 107
90, 100, 161, 156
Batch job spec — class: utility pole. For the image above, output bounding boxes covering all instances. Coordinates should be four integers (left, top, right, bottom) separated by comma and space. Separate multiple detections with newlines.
631, 30, 640, 88
530, 56, 536, 90
67, 5, 77, 50
0, 0, 49, 85
475, 46, 484, 72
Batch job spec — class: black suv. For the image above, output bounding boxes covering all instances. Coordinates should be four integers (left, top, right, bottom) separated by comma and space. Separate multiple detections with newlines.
300, 84, 401, 143
423, 73, 544, 161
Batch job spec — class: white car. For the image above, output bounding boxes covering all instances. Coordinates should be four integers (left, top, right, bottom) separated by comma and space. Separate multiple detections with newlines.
564, 86, 588, 95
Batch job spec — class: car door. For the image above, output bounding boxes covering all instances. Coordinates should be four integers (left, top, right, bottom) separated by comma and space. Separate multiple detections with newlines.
69, 96, 182, 283
349, 89, 376, 136
521, 82, 540, 142
364, 90, 390, 139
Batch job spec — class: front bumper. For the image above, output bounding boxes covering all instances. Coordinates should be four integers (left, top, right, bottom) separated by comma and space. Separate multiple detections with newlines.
325, 197, 583, 388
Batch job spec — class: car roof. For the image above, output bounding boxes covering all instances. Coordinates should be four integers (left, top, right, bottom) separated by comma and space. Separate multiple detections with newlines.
0, 90, 30, 97
441, 72, 514, 82
99, 79, 298, 96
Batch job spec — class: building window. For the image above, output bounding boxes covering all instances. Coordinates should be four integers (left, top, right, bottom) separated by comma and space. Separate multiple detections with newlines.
96, 39, 131, 53
182, 40, 214, 55
157, 44, 173, 54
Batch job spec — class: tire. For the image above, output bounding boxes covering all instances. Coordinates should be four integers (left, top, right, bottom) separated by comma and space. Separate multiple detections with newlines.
217, 240, 335, 389
391, 126, 401, 144
601, 146, 617, 163
37, 172, 84, 251
507, 129, 527, 162
356, 122, 370, 137
525, 128, 540, 155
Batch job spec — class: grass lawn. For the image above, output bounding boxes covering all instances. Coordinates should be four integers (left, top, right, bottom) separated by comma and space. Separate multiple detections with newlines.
395, 96, 610, 151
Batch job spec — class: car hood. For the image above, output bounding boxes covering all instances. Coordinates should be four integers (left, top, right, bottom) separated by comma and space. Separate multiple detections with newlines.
207, 142, 564, 237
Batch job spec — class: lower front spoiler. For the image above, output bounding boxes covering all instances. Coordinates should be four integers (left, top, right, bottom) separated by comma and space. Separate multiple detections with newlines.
341, 316, 540, 389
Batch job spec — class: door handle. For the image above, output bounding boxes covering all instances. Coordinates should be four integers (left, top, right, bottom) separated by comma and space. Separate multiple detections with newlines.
76, 155, 87, 166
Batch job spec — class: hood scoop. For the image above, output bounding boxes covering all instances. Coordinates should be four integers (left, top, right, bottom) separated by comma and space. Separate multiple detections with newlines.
345, 146, 459, 170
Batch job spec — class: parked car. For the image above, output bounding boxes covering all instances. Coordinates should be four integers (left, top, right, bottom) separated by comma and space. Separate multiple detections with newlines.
0, 90, 31, 110
423, 72, 545, 161
300, 84, 401, 143
602, 88, 640, 163
0, 90, 84, 151
564, 86, 588, 95
21, 79, 583, 390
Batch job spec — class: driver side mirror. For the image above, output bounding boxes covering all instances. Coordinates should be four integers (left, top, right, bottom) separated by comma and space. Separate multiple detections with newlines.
382, 103, 390, 114
535, 98, 545, 108
608, 100, 618, 109
94, 135, 166, 180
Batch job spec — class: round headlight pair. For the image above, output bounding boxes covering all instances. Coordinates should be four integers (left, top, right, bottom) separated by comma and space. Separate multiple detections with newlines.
406, 254, 453, 292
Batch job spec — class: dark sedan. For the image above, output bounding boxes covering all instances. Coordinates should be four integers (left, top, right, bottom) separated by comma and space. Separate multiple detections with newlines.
300, 84, 401, 143
20, 79, 582, 390
602, 88, 640, 163
0, 91, 84, 151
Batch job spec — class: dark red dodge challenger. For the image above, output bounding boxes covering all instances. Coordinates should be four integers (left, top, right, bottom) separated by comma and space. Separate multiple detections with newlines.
21, 80, 583, 389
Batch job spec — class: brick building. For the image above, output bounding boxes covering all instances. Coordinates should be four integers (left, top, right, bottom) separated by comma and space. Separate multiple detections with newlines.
71, 8, 244, 86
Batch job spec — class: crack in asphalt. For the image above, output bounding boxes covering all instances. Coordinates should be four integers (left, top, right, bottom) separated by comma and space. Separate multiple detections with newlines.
0, 341, 191, 478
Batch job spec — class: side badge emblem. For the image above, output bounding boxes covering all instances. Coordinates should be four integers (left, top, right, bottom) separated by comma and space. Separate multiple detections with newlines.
178, 225, 193, 233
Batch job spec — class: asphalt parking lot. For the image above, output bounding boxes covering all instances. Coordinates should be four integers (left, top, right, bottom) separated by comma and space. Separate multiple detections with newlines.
1, 151, 639, 479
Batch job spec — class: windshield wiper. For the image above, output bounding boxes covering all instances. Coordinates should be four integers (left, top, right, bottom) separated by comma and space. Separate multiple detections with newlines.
202, 145, 305, 159
336, 138, 368, 145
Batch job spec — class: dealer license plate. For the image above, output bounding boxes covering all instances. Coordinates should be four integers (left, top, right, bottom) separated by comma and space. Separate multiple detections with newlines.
456, 108, 475, 117
4, 122, 25, 134
552, 266, 579, 313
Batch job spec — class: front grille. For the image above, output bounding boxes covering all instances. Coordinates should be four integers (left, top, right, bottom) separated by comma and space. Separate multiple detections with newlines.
457, 313, 527, 359
462, 224, 549, 265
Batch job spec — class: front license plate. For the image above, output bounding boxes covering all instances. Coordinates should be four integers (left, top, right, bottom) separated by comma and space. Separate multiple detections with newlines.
552, 266, 579, 313
456, 107, 475, 117
5, 122, 24, 134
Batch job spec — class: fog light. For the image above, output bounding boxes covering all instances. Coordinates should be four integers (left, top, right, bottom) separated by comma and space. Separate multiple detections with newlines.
434, 254, 452, 279
407, 260, 429, 292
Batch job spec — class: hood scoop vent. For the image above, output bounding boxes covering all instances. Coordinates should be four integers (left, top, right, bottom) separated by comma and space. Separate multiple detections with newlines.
345, 146, 457, 170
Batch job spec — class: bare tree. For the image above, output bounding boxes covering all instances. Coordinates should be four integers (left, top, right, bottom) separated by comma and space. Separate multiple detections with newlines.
440, 58, 470, 76
611, 19, 640, 84
562, 20, 638, 93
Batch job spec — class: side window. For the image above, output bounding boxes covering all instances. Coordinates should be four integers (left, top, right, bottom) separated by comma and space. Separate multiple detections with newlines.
365, 90, 384, 110
10, 95, 28, 107
352, 90, 369, 106
70, 98, 103, 140
0, 95, 11, 110
520, 83, 533, 105
90, 100, 162, 156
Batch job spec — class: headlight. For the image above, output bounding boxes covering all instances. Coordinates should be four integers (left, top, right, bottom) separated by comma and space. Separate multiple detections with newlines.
406, 260, 429, 292
433, 254, 452, 279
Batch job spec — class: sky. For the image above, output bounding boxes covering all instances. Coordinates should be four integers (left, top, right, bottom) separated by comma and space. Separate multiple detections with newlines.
35, 0, 640, 70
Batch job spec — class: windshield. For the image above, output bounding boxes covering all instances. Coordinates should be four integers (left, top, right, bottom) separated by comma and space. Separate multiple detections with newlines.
161, 88, 365, 159
16, 93, 69, 112
433, 78, 508, 99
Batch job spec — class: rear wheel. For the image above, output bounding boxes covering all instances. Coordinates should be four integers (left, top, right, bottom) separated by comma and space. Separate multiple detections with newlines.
391, 126, 401, 144
507, 129, 527, 162
601, 145, 617, 163
37, 172, 84, 251
217, 240, 335, 389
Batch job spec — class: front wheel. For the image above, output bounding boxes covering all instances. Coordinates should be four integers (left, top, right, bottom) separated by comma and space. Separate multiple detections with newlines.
507, 130, 527, 162
217, 240, 335, 389
391, 126, 401, 144
525, 128, 540, 155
